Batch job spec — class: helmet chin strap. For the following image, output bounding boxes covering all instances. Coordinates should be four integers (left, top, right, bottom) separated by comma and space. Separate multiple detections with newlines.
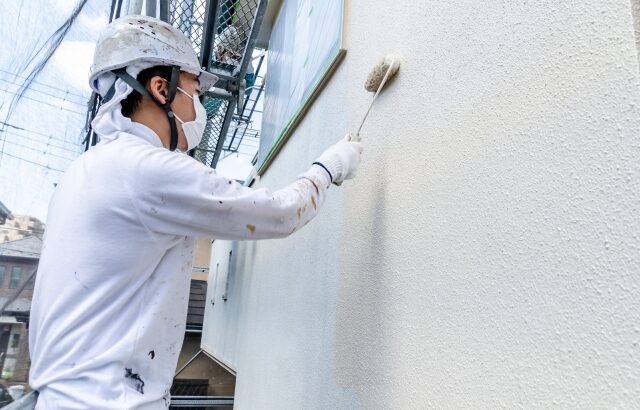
111, 66, 181, 151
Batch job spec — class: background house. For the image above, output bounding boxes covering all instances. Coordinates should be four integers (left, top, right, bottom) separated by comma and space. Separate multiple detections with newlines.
171, 239, 235, 409
0, 213, 44, 243
0, 235, 41, 393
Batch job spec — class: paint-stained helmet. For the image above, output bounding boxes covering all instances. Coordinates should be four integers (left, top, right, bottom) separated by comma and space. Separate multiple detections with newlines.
89, 15, 218, 96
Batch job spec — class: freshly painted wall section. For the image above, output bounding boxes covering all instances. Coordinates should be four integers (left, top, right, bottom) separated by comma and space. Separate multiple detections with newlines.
203, 1, 640, 408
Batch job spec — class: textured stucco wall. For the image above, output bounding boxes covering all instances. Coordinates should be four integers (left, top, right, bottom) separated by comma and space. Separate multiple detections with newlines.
203, 0, 640, 408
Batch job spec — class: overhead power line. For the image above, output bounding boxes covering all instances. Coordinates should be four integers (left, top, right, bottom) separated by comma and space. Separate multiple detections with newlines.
0, 121, 84, 147
1, 121, 63, 139
0, 87, 85, 115
0, 121, 46, 136
2, 152, 67, 172
0, 68, 88, 100
1, 131, 82, 154
1, 0, 90, 166
3, 139, 78, 161
0, 78, 87, 107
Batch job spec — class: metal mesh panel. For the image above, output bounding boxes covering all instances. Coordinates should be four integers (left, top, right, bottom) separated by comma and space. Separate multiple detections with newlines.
170, 0, 206, 57
216, 0, 257, 59
169, 0, 260, 168
194, 97, 229, 166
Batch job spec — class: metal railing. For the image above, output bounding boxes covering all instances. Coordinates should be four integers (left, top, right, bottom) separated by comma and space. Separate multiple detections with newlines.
170, 396, 234, 408
169, 377, 233, 408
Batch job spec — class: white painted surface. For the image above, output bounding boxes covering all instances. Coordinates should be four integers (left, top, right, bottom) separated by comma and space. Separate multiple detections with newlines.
202, 0, 640, 408
202, 240, 236, 370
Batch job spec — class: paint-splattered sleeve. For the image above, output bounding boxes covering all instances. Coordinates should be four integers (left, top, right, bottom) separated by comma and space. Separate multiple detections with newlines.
129, 148, 332, 240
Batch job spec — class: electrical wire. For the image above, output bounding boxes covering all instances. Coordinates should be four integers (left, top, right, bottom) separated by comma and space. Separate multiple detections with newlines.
2, 152, 67, 172
0, 78, 87, 106
3, 139, 78, 161
0, 121, 47, 136
0, 68, 87, 100
0, 121, 82, 146
1, 131, 82, 154
1, 0, 90, 165
0, 87, 85, 115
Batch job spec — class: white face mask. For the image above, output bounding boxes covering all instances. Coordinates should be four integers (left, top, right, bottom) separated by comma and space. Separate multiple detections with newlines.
173, 87, 207, 151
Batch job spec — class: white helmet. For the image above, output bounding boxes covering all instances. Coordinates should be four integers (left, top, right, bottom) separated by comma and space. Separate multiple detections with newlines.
89, 15, 218, 96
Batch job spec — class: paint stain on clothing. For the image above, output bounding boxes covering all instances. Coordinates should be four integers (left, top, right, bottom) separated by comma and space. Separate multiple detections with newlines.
246, 224, 256, 234
74, 272, 89, 290
124, 368, 145, 394
310, 179, 319, 195
148, 350, 155, 359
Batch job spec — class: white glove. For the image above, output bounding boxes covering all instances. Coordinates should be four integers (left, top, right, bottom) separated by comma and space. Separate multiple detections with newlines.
314, 134, 363, 185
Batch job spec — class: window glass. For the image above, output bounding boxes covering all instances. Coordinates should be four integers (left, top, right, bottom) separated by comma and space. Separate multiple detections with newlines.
9, 267, 22, 289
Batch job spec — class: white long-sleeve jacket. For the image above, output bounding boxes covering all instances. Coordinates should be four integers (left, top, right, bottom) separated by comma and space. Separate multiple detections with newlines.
28, 122, 330, 409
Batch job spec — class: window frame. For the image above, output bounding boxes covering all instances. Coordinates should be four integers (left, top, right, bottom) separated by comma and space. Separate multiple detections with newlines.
9, 266, 22, 289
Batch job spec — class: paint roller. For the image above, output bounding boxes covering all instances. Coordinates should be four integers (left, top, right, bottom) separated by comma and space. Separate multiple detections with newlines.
350, 54, 401, 142
331, 54, 400, 186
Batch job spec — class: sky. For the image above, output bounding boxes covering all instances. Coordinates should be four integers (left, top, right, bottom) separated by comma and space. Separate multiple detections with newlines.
0, 0, 262, 223
0, 0, 111, 222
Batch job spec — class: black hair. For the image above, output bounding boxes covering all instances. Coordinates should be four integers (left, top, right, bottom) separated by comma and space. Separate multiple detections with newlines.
120, 66, 175, 117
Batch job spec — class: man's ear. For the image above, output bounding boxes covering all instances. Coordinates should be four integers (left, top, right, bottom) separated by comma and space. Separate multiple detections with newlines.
148, 76, 168, 104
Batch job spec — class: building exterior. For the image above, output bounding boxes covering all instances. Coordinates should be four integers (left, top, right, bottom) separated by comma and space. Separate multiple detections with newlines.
0, 236, 41, 392
171, 239, 235, 409
202, 0, 640, 408
0, 201, 12, 225
0, 216, 45, 243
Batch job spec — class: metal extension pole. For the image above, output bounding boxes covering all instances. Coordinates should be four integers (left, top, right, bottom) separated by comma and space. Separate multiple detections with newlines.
108, 0, 118, 21
210, 98, 237, 167
146, 0, 157, 17
199, 0, 222, 71
241, 54, 265, 113
114, 0, 124, 19
159, 0, 169, 22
